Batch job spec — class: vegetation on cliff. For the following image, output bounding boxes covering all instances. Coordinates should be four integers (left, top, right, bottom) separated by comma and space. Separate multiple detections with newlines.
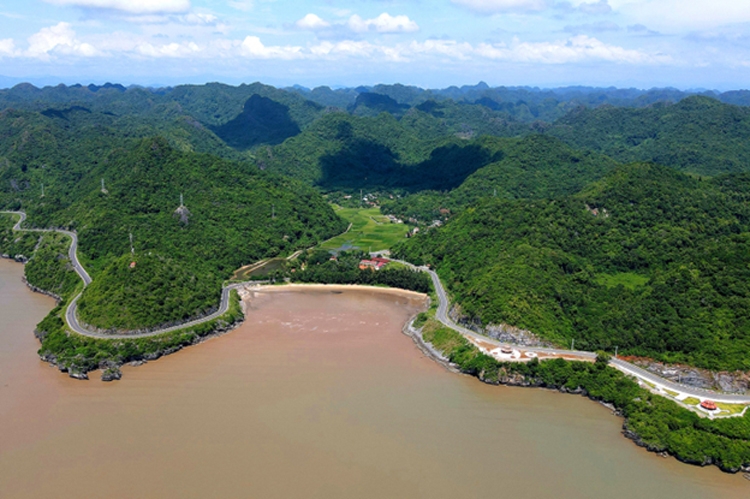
397, 164, 750, 371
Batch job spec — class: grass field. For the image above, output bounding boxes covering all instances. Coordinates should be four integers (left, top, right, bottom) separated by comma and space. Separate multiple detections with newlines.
232, 258, 286, 280
319, 206, 410, 253
715, 402, 750, 416
677, 397, 749, 417
595, 272, 650, 290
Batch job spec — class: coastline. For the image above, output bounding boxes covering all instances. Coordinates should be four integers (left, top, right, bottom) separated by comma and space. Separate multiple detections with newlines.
7, 254, 750, 475
36, 280, 428, 381
401, 316, 460, 374
251, 282, 429, 300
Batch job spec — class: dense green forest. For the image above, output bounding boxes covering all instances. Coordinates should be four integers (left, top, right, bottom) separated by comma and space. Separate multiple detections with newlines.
545, 96, 750, 176
396, 164, 750, 371
381, 134, 619, 222
0, 123, 346, 330
253, 112, 513, 190
287, 249, 430, 293
5, 80, 750, 376
290, 82, 750, 121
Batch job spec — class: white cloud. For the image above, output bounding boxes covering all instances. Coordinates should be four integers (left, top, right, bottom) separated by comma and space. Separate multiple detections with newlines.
5, 24, 668, 68
574, 0, 750, 31
451, 0, 549, 13
564, 21, 620, 33
26, 22, 99, 59
310, 40, 407, 61
43, 0, 190, 14
117, 12, 219, 25
0, 39, 15, 57
240, 36, 303, 59
295, 14, 330, 31
136, 41, 201, 58
228, 0, 254, 11
180, 13, 218, 25
311, 40, 376, 57
409, 39, 474, 59
348, 13, 419, 33
577, 0, 612, 15
475, 35, 664, 64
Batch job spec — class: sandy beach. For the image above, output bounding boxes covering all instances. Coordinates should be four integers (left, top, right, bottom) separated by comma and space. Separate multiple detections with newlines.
241, 282, 430, 301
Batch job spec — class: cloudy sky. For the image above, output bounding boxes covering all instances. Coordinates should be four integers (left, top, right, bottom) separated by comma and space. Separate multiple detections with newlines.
0, 0, 749, 89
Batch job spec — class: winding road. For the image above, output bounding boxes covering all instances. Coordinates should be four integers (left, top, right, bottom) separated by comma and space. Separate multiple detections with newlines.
3, 211, 245, 340
393, 259, 750, 405
4, 210, 750, 403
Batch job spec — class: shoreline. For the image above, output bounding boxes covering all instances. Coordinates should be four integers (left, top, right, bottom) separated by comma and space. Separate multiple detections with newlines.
400, 314, 686, 466
251, 282, 429, 300
38, 280, 428, 381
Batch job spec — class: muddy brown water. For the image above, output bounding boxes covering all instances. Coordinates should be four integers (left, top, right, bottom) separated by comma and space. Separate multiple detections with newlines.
0, 258, 748, 498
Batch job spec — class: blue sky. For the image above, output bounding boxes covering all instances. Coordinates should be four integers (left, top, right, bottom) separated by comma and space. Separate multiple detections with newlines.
0, 0, 749, 89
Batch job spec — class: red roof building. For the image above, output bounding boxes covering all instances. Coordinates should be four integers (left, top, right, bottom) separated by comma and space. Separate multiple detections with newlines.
700, 400, 718, 411
359, 257, 390, 270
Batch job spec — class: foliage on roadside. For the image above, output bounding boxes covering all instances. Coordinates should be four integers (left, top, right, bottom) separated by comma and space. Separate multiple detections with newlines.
397, 163, 750, 371
2, 136, 346, 329
0, 214, 37, 258
288, 249, 430, 293
24, 232, 80, 299
419, 318, 750, 473
37, 290, 244, 376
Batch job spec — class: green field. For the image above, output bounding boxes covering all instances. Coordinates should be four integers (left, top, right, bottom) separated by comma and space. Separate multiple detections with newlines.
595, 272, 650, 290
320, 207, 410, 253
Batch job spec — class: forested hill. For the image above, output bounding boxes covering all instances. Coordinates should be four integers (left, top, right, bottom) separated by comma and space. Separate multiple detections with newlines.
0, 82, 326, 157
394, 163, 750, 371
0, 82, 323, 128
253, 112, 515, 190
0, 123, 345, 330
381, 135, 619, 221
4, 82, 750, 181
545, 96, 750, 176
290, 83, 750, 121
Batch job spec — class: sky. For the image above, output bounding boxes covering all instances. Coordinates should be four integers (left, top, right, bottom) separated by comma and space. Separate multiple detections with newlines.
0, 0, 749, 89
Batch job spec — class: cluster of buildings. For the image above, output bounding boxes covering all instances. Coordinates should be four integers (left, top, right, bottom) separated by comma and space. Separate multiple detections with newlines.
359, 257, 390, 270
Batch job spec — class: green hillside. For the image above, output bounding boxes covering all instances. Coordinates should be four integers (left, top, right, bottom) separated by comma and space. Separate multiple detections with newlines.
395, 163, 750, 371
546, 96, 750, 176
382, 134, 618, 222
0, 125, 345, 330
254, 112, 515, 191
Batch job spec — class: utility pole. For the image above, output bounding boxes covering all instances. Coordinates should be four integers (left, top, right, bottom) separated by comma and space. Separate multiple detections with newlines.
129, 232, 134, 254
571, 338, 575, 351
180, 193, 184, 207
614, 346, 618, 359
101, 178, 105, 191
41, 184, 44, 197
494, 188, 497, 197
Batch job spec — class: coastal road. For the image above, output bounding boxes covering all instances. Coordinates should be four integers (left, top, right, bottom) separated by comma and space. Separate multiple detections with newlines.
64, 282, 248, 340
3, 211, 247, 340
5, 209, 750, 402
393, 259, 750, 404
6, 211, 91, 285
